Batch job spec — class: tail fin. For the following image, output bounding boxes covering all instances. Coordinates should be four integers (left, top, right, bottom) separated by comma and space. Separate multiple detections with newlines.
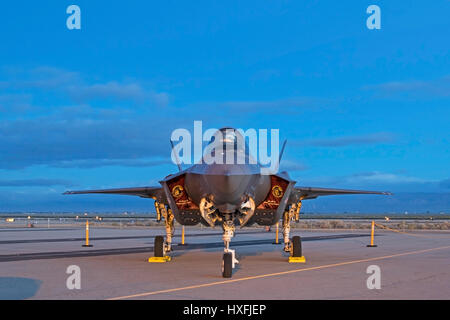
170, 140, 183, 172
279, 139, 287, 164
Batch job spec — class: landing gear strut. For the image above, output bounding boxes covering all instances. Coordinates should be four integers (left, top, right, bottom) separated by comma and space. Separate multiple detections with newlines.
222, 220, 239, 278
282, 203, 306, 263
282, 203, 297, 252
149, 203, 174, 263
160, 203, 175, 253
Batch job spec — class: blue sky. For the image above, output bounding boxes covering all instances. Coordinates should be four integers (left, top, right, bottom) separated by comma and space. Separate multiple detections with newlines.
0, 1, 449, 213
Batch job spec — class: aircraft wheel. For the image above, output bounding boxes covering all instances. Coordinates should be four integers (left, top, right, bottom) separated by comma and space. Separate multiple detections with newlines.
154, 236, 165, 257
222, 253, 233, 278
292, 236, 302, 257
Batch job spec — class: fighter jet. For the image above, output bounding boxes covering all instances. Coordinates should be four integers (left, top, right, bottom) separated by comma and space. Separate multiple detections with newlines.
64, 127, 391, 278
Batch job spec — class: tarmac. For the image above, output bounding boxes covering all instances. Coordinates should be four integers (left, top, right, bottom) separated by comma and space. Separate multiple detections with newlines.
0, 225, 449, 299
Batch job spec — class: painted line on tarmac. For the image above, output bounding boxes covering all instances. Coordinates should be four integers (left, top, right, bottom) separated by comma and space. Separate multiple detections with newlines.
108, 245, 450, 300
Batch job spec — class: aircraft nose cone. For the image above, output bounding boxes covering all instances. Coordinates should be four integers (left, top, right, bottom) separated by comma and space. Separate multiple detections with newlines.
205, 174, 251, 213
209, 175, 245, 194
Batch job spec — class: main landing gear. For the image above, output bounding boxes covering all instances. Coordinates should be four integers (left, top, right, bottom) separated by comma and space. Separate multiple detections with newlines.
282, 203, 295, 253
149, 203, 174, 263
282, 203, 306, 263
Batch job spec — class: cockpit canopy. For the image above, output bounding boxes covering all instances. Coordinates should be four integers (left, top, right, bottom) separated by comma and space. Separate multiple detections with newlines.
207, 127, 248, 151
205, 127, 254, 164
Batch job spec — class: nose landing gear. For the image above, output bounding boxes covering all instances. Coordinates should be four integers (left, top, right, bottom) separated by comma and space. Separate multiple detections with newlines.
222, 220, 239, 278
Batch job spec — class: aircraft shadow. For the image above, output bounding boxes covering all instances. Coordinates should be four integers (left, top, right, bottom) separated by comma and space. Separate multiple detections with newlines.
0, 277, 42, 300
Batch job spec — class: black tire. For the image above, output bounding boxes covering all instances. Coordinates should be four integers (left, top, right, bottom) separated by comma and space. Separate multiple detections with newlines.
222, 253, 233, 278
292, 236, 302, 257
154, 236, 164, 257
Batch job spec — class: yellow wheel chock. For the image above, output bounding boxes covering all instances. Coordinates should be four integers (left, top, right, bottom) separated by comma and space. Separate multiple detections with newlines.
288, 256, 306, 263
148, 256, 172, 263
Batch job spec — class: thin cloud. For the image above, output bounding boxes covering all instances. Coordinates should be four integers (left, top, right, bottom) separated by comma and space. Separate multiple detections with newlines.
67, 82, 169, 106
295, 172, 447, 194
292, 132, 396, 147
0, 179, 75, 187
363, 76, 450, 98
345, 172, 427, 184
0, 66, 80, 90
0, 116, 175, 169
0, 93, 33, 113
187, 96, 335, 119
0, 66, 169, 107
279, 159, 308, 172
223, 97, 327, 111
0, 100, 195, 170
440, 179, 450, 189
51, 158, 171, 169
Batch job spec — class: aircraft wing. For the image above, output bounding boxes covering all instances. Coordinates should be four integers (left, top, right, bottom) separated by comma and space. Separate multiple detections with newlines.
63, 186, 165, 201
289, 186, 392, 201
